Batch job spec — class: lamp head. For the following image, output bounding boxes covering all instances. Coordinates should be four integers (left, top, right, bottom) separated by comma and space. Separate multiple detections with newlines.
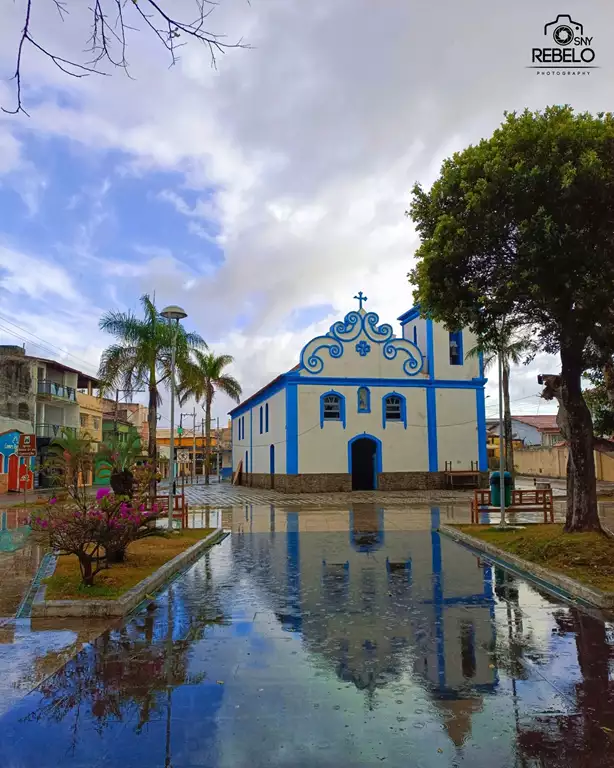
161, 305, 187, 321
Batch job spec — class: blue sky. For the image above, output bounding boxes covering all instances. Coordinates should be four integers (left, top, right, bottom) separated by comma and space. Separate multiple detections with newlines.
1, 0, 605, 418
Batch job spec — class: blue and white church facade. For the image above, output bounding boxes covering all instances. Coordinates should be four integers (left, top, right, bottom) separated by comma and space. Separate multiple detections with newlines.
230, 294, 488, 492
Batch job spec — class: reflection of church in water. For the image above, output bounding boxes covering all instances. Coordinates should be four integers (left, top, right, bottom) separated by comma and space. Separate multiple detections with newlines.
232, 505, 497, 747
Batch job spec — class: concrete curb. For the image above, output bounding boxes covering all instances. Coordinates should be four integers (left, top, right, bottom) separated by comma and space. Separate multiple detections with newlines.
32, 528, 225, 619
440, 524, 614, 610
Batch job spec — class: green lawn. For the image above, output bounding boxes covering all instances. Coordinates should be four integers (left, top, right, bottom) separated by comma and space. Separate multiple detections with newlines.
44, 528, 216, 600
457, 524, 614, 593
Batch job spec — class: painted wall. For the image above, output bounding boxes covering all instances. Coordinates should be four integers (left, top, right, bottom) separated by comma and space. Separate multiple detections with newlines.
77, 392, 103, 443
514, 446, 614, 481
436, 389, 479, 470
431, 324, 480, 382
249, 389, 286, 475
297, 384, 428, 474
510, 419, 542, 446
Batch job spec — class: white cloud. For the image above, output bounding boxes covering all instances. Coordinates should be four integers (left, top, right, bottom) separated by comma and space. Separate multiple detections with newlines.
0, 0, 612, 409
0, 244, 80, 301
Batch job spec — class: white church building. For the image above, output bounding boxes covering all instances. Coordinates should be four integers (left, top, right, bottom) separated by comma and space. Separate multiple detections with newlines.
230, 293, 488, 492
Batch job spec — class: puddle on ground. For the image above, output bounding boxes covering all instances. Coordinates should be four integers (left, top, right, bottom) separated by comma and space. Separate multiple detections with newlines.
0, 504, 613, 767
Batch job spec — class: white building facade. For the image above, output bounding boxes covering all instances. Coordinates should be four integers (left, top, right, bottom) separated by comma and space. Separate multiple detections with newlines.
230, 296, 488, 492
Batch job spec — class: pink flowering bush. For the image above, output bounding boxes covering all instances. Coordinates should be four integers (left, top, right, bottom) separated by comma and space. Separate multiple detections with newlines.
31, 461, 163, 585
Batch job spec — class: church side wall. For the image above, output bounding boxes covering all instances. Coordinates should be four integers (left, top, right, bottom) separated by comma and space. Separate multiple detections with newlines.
250, 389, 286, 475
436, 388, 479, 470
297, 384, 429, 474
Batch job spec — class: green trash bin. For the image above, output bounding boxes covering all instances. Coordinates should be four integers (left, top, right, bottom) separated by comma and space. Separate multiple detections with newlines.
490, 471, 513, 507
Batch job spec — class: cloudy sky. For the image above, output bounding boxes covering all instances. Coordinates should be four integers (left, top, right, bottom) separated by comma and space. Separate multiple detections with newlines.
1, 0, 612, 424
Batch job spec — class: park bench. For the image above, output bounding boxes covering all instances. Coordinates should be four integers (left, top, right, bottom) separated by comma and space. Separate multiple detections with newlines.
151, 494, 189, 528
470, 488, 554, 524
444, 461, 481, 489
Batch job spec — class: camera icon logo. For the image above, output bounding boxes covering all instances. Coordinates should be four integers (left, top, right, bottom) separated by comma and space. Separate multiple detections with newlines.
544, 15, 583, 46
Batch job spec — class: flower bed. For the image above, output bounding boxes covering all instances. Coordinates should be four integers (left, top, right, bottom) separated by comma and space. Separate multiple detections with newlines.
44, 528, 216, 600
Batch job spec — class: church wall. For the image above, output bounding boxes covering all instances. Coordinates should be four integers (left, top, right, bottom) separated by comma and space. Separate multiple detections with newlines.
431, 324, 480, 381
297, 384, 429, 474
436, 388, 480, 470
249, 388, 286, 476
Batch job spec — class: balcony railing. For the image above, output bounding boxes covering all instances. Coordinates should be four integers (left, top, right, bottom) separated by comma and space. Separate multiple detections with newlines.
36, 423, 78, 439
37, 380, 77, 402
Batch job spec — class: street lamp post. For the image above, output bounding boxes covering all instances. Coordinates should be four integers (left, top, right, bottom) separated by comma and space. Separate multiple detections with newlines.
161, 305, 187, 531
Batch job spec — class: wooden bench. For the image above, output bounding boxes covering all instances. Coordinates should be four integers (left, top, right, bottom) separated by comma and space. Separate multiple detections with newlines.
471, 488, 554, 524
151, 494, 189, 528
444, 461, 481, 490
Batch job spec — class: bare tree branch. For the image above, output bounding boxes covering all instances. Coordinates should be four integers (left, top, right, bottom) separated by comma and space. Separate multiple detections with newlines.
3, 0, 249, 115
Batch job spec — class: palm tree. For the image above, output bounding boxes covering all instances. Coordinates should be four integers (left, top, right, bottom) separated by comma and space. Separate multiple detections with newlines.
178, 351, 242, 484
98, 294, 205, 473
466, 328, 536, 474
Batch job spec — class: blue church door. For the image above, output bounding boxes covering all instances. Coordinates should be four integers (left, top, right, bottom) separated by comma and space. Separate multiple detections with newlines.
351, 437, 377, 491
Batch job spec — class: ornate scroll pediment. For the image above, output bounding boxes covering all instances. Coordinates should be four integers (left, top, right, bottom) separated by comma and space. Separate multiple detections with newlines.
299, 310, 424, 376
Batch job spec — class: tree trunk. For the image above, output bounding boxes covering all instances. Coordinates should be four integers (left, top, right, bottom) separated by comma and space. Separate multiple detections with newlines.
205, 395, 211, 486
148, 373, 158, 497
502, 358, 514, 475
79, 553, 95, 586
560, 339, 601, 532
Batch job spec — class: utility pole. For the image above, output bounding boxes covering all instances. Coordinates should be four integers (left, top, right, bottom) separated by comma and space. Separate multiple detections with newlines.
217, 416, 221, 482
192, 408, 196, 484
201, 418, 205, 483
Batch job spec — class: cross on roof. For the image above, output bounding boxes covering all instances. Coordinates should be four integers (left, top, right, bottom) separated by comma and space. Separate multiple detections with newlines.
354, 291, 368, 311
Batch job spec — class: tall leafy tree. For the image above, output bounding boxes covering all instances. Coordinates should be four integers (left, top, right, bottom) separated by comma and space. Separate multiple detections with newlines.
98, 294, 205, 470
466, 326, 536, 474
178, 351, 242, 484
409, 106, 614, 532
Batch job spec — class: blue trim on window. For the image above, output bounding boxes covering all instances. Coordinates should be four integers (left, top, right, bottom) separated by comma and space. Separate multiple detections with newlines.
320, 390, 346, 428
347, 433, 383, 475
265, 402, 269, 433
245, 449, 249, 474
449, 330, 463, 366
476, 387, 488, 471
426, 317, 435, 379
286, 383, 298, 474
270, 443, 275, 475
413, 326, 418, 345
382, 391, 407, 429
357, 386, 370, 413
427, 388, 438, 471
259, 406, 263, 434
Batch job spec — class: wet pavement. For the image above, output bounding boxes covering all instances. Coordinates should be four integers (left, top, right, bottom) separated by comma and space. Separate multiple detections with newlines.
0, 504, 613, 767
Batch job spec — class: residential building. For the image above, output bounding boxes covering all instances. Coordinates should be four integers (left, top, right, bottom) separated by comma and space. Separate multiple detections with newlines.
0, 345, 99, 490
487, 415, 561, 448
156, 427, 218, 477
230, 296, 487, 492
77, 391, 103, 444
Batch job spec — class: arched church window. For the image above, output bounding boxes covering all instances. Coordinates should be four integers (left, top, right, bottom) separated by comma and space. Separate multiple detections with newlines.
323, 395, 341, 419
320, 391, 346, 427
385, 396, 401, 420
357, 387, 370, 413
449, 330, 463, 365
383, 393, 407, 428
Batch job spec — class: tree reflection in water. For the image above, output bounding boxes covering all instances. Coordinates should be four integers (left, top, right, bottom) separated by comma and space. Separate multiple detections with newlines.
22, 556, 227, 757
517, 608, 614, 767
